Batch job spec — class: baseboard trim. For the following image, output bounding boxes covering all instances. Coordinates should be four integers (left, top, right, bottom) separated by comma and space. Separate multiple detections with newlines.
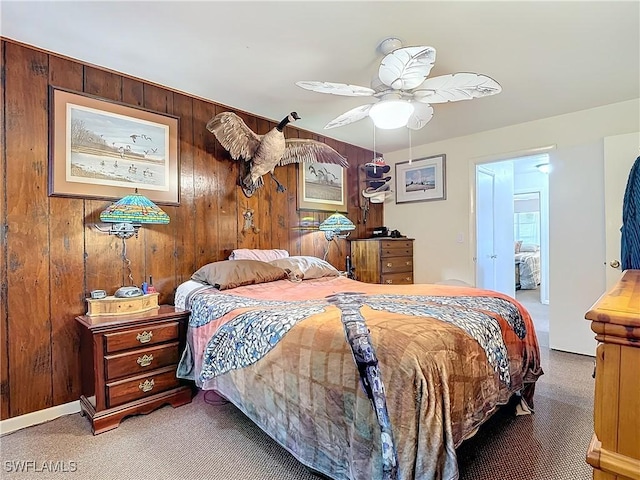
0, 400, 80, 435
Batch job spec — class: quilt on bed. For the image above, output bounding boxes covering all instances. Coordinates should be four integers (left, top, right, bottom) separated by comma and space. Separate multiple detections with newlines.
177, 276, 542, 480
515, 251, 541, 290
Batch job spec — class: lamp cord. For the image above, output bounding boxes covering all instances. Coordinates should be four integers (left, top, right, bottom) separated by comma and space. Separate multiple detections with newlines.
121, 237, 134, 286
323, 239, 332, 261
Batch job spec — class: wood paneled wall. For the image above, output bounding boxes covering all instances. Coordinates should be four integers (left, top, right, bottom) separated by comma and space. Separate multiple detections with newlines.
0, 40, 382, 419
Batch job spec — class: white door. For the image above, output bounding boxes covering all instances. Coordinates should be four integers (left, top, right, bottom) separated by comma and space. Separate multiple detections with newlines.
475, 162, 515, 296
476, 167, 496, 289
604, 132, 640, 290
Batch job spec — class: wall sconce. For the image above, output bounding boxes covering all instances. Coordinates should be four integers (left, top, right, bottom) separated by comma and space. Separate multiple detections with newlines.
319, 212, 356, 260
96, 190, 170, 285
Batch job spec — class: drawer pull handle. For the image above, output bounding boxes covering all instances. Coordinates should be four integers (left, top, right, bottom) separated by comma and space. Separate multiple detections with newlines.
405, 277, 412, 282
138, 379, 155, 393
406, 261, 411, 266
385, 279, 393, 284
136, 331, 153, 344
137, 354, 154, 367
386, 262, 393, 268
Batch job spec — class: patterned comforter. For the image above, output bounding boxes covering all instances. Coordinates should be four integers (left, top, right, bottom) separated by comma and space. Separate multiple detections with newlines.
176, 276, 542, 480
515, 251, 541, 290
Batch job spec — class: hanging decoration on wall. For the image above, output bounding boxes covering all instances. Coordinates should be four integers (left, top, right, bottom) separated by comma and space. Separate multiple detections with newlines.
207, 111, 348, 197
241, 202, 260, 234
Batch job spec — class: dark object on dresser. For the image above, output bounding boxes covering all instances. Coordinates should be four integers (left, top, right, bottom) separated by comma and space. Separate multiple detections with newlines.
76, 305, 193, 434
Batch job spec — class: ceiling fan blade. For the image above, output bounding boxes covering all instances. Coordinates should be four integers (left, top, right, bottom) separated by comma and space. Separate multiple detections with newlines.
378, 46, 436, 91
406, 102, 434, 130
296, 81, 375, 97
324, 104, 373, 129
412, 73, 502, 103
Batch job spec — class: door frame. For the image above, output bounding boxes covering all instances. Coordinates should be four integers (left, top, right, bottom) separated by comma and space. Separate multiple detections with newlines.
469, 145, 555, 291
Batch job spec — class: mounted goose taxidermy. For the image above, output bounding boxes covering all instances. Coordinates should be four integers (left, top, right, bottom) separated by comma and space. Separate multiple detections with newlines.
207, 111, 348, 197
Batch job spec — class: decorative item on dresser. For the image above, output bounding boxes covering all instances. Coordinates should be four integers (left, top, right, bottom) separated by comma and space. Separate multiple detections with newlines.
350, 237, 414, 284
584, 269, 640, 480
76, 305, 193, 434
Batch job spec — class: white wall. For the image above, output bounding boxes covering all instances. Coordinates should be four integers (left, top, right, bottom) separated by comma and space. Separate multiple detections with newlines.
383, 99, 640, 355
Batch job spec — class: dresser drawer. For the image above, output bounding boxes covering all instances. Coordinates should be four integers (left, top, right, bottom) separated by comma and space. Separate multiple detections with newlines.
380, 245, 413, 258
381, 256, 413, 274
104, 321, 179, 353
381, 272, 414, 285
106, 366, 180, 408
104, 342, 180, 381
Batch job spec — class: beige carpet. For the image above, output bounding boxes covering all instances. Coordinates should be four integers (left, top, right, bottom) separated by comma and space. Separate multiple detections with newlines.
516, 287, 549, 348
1, 348, 594, 480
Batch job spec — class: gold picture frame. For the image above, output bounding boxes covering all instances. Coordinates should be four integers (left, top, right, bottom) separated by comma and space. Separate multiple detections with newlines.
49, 87, 180, 205
297, 161, 347, 212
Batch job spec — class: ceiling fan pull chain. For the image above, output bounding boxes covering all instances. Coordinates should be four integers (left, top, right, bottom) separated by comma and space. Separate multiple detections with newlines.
408, 128, 412, 165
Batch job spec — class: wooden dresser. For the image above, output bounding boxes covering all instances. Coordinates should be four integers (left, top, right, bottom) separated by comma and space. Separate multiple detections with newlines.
584, 269, 640, 480
76, 305, 193, 434
350, 238, 414, 284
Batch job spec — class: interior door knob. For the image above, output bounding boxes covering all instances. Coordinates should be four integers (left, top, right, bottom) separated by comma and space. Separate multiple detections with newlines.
609, 260, 620, 268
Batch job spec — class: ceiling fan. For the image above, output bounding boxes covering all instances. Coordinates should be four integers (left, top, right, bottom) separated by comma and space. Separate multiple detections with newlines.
296, 37, 502, 130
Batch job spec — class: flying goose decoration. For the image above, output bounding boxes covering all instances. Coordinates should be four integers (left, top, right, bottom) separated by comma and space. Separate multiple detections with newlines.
207, 111, 348, 197
296, 37, 502, 130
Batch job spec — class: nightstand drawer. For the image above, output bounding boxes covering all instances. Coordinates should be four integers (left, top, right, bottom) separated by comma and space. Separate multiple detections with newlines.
106, 366, 180, 408
104, 342, 180, 381
381, 272, 414, 285
381, 256, 413, 273
104, 321, 179, 353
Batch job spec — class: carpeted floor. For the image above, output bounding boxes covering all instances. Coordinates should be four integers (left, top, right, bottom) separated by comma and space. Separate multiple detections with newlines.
516, 287, 549, 348
1, 348, 594, 480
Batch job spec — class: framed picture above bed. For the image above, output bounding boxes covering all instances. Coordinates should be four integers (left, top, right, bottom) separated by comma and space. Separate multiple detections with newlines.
297, 161, 347, 212
395, 154, 446, 204
48, 87, 180, 205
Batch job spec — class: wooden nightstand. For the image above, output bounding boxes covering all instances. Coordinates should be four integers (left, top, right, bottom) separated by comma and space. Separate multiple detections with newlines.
350, 238, 414, 284
76, 305, 193, 434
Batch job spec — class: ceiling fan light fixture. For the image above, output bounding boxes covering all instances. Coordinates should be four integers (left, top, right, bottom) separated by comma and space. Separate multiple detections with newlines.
369, 100, 414, 129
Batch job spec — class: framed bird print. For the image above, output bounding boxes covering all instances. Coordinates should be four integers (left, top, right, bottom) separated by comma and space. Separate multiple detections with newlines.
49, 86, 180, 205
297, 161, 347, 212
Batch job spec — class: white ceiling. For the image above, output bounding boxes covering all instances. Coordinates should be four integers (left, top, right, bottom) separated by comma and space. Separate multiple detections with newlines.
2, 1, 639, 154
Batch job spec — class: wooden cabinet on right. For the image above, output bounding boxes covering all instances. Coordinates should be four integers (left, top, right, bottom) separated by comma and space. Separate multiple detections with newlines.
584, 269, 640, 480
350, 238, 414, 285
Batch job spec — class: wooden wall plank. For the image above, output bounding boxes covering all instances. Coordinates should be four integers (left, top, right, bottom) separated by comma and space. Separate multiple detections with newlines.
172, 93, 196, 285
192, 99, 219, 267
48, 55, 85, 406
5, 43, 53, 416
1, 39, 9, 419
214, 104, 239, 260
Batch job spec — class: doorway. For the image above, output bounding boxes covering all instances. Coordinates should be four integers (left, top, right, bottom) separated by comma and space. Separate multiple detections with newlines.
474, 153, 550, 346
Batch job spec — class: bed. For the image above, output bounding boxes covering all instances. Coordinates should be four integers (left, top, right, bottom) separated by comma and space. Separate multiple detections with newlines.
515, 243, 541, 290
176, 256, 543, 480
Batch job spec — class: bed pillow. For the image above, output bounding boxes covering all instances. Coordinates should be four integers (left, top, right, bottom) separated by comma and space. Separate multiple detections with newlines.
269, 256, 340, 280
515, 240, 523, 253
191, 259, 287, 290
228, 248, 290, 262
520, 244, 540, 252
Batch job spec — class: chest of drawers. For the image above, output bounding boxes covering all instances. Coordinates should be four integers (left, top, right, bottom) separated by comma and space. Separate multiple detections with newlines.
76, 305, 193, 434
584, 270, 640, 480
350, 238, 414, 284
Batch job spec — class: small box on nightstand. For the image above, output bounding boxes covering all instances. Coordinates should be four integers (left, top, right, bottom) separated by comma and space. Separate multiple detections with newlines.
86, 293, 159, 317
